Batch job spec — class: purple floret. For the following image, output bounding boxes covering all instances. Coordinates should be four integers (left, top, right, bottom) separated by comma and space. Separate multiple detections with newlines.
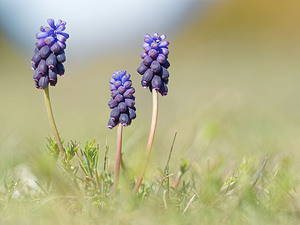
31, 18, 69, 89
107, 71, 136, 129
137, 33, 170, 96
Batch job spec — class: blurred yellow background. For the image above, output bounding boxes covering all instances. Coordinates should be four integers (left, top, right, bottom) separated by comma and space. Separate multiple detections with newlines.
1, 0, 300, 171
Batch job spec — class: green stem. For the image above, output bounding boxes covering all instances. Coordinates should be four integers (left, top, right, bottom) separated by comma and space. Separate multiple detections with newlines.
133, 90, 158, 194
113, 123, 123, 194
43, 86, 65, 157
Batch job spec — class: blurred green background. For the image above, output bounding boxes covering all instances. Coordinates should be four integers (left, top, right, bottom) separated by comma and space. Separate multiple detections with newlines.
1, 0, 300, 174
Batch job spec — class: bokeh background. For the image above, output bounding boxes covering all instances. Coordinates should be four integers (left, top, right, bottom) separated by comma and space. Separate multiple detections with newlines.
1, 0, 300, 174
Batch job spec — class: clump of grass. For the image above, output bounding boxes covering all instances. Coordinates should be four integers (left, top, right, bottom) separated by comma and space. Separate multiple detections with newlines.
1, 138, 299, 225
45, 138, 114, 201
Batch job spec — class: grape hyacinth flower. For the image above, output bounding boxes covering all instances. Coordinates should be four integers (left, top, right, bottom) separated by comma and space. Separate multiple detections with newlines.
133, 33, 170, 194
31, 18, 69, 89
137, 33, 170, 96
107, 70, 136, 193
31, 19, 69, 157
108, 70, 136, 129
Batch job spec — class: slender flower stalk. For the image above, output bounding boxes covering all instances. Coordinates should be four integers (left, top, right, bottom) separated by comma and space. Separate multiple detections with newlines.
43, 86, 65, 156
113, 123, 123, 193
146, 90, 159, 153
108, 70, 136, 193
133, 33, 170, 194
133, 90, 158, 194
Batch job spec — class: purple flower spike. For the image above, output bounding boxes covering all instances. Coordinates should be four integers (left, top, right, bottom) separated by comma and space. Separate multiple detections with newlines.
108, 71, 136, 129
137, 33, 170, 96
31, 18, 69, 89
